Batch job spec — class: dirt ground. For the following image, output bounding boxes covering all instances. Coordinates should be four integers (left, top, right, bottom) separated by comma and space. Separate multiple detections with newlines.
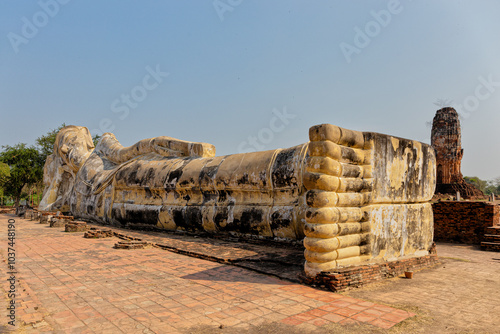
168, 244, 500, 334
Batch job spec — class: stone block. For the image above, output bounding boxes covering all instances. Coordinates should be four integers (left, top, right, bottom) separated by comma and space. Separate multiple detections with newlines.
65, 221, 88, 232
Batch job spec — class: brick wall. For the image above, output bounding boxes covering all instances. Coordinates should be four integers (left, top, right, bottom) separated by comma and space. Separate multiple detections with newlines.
302, 253, 439, 292
432, 201, 500, 244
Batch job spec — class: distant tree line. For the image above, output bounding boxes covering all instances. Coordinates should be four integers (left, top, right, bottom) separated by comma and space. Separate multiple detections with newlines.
464, 176, 500, 196
0, 124, 100, 207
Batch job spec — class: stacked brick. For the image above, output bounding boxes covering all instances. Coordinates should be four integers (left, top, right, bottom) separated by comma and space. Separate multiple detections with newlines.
432, 201, 499, 244
65, 221, 88, 232
39, 212, 58, 224
431, 107, 485, 199
84, 228, 114, 238
24, 209, 39, 220
49, 215, 74, 227
431, 107, 463, 184
303, 253, 439, 292
482, 225, 500, 251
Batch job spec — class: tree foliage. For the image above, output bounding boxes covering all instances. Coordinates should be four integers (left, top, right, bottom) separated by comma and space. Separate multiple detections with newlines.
36, 123, 66, 158
0, 161, 10, 199
1, 124, 99, 207
465, 176, 500, 196
464, 176, 487, 193
0, 144, 44, 206
92, 134, 101, 147
0, 161, 10, 184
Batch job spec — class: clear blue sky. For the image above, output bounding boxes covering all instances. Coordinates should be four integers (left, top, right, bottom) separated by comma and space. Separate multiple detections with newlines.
1, 1, 499, 179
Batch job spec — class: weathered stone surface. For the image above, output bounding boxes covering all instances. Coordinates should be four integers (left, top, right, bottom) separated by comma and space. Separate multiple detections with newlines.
65, 221, 88, 232
24, 209, 38, 220
431, 107, 484, 198
49, 215, 73, 228
431, 107, 463, 184
16, 205, 29, 217
303, 125, 435, 275
40, 124, 435, 276
39, 212, 57, 224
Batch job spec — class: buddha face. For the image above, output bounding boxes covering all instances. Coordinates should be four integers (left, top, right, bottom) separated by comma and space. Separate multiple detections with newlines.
55, 126, 95, 173
39, 126, 95, 211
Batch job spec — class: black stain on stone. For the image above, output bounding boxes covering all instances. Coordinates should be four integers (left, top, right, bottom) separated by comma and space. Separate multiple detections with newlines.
259, 171, 267, 187
341, 147, 358, 163
305, 191, 317, 207
184, 207, 203, 231
87, 204, 94, 215
172, 208, 184, 228
214, 207, 228, 231
127, 170, 138, 185
237, 173, 249, 185
270, 211, 292, 231
218, 190, 227, 203
239, 208, 264, 234
202, 191, 217, 203
179, 178, 193, 187
342, 164, 361, 178
124, 208, 159, 225
167, 168, 183, 184
143, 168, 156, 186
200, 165, 219, 180
171, 207, 203, 231
343, 136, 357, 148
272, 148, 298, 188
111, 205, 159, 227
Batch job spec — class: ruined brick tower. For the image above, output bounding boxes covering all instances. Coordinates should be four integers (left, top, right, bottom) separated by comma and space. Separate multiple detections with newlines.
431, 107, 463, 184
431, 107, 484, 198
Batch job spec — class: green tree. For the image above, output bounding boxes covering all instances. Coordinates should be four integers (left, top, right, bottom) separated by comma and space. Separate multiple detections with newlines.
36, 123, 66, 158
0, 144, 44, 207
0, 161, 10, 184
92, 134, 101, 147
0, 161, 10, 204
485, 177, 500, 196
464, 176, 487, 193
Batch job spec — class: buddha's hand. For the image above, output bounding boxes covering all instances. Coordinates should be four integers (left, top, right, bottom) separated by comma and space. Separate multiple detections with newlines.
150, 136, 216, 158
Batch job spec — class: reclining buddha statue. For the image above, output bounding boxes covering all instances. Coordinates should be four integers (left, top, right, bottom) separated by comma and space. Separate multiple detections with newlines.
40, 123, 436, 276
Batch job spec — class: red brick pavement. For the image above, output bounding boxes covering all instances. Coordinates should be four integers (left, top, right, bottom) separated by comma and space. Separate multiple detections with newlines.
0, 214, 414, 333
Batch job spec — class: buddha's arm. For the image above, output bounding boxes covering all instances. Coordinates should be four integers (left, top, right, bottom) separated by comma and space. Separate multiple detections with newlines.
98, 133, 216, 164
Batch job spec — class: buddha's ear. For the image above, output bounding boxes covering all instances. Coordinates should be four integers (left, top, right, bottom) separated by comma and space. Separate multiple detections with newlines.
60, 144, 69, 155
